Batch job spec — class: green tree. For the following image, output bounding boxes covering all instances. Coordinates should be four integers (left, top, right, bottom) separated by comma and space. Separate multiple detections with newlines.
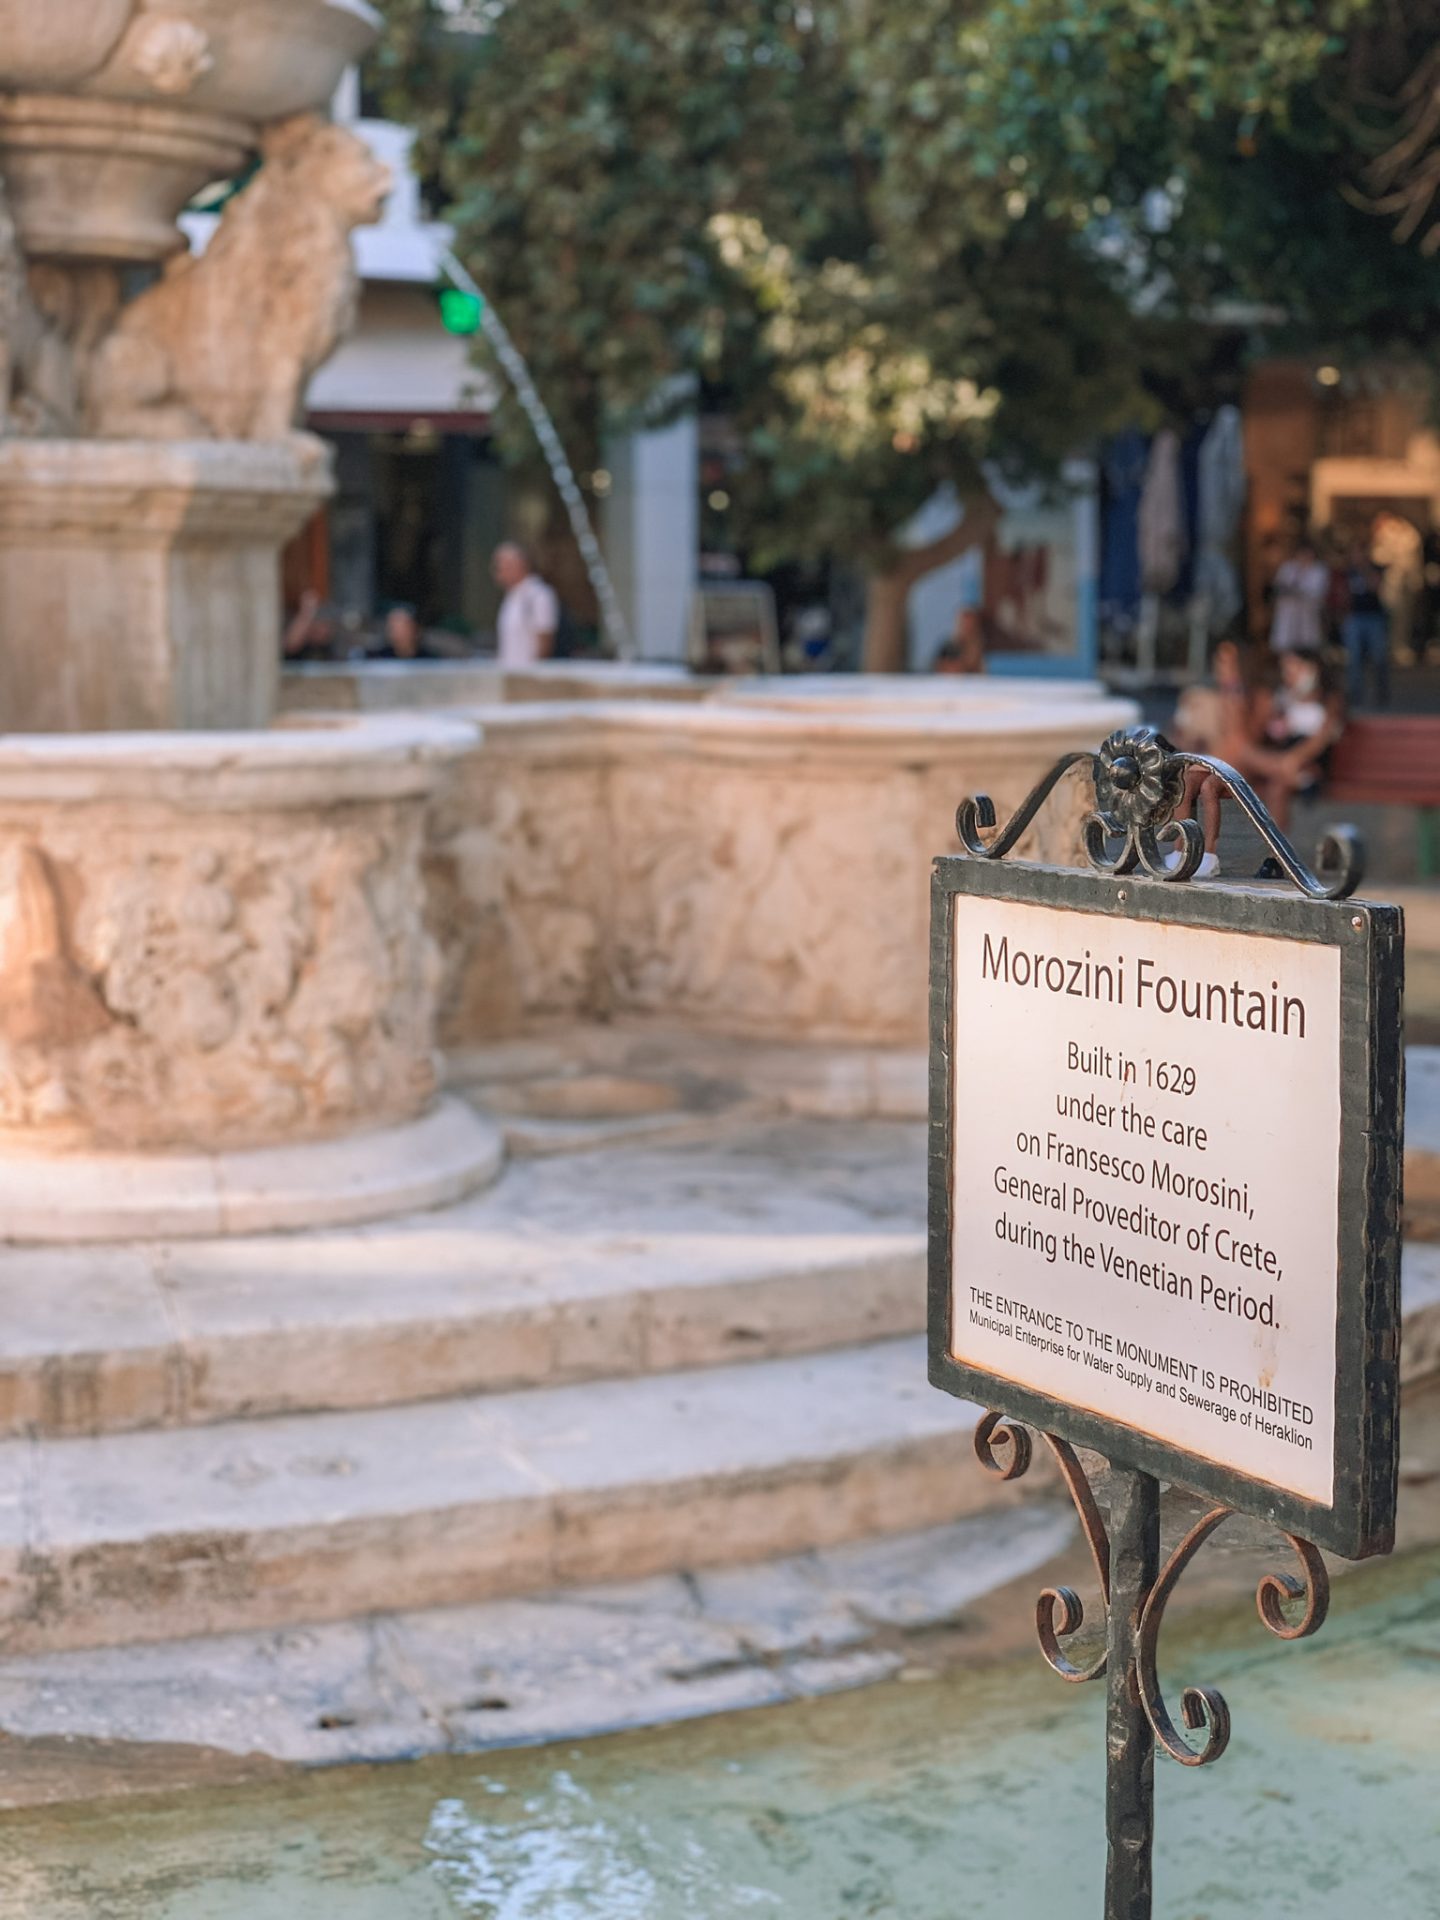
378, 0, 1440, 670
865, 0, 1440, 350
378, 0, 1164, 668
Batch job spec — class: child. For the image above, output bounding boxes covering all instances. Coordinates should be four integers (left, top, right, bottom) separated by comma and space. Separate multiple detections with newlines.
1169, 639, 1255, 877
1257, 649, 1346, 830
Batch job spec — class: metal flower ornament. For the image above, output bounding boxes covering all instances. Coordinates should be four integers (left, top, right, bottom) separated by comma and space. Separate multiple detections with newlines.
1088, 727, 1199, 880
956, 722, 1364, 900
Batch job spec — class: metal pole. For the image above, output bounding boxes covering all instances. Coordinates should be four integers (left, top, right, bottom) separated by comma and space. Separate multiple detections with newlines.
1104, 1465, 1159, 1920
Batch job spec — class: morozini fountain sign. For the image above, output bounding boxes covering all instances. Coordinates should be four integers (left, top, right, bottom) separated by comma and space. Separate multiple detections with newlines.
930, 725, 1403, 1919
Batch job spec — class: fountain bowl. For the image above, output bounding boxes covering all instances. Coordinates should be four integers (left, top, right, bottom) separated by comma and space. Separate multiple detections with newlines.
0, 0, 380, 261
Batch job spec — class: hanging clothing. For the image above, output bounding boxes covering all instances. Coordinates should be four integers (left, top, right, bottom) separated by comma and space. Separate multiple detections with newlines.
1138, 429, 1186, 597
1099, 429, 1148, 632
1175, 424, 1204, 601
1194, 405, 1246, 635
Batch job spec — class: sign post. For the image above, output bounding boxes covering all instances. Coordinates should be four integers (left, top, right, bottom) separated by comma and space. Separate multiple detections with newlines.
928, 726, 1403, 1916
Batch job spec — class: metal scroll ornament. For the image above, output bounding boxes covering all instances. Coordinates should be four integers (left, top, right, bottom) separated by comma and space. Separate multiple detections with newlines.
974, 1412, 1330, 1767
955, 724, 1365, 900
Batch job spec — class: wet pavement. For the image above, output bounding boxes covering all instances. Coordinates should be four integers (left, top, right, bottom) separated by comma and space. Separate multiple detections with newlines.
3, 1537, 1438, 1920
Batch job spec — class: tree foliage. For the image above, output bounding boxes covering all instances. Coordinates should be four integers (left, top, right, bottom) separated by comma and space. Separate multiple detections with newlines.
377, 0, 1164, 661
864, 0, 1440, 345
377, 0, 1440, 661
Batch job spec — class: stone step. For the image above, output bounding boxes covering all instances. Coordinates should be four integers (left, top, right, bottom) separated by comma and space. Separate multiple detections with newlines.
0, 1120, 925, 1439
5, 1109, 1440, 1441
0, 1503, 1077, 1783
0, 1336, 1025, 1657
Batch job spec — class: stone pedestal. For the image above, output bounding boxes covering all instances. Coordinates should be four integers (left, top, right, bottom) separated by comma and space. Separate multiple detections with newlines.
0, 714, 502, 1240
0, 438, 331, 730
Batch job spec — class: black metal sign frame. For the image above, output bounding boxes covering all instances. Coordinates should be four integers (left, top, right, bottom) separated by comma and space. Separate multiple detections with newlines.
930, 855, 1402, 1560
926, 725, 1404, 1919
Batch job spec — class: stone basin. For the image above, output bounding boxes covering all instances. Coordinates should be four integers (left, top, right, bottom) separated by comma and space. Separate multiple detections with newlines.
0, 711, 510, 1240
0, 712, 476, 1156
0, 1, 135, 90
428, 680, 1140, 1052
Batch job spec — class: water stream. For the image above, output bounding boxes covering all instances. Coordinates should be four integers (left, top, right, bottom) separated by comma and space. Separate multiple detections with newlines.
441, 249, 633, 660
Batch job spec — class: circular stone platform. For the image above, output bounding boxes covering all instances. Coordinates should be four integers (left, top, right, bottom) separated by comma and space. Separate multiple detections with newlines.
0, 1094, 503, 1242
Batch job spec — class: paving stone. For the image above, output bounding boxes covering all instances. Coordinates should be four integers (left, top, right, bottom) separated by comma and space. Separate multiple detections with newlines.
0, 1248, 178, 1436
0, 1620, 432, 1767
806, 1502, 1081, 1629
690, 1558, 866, 1658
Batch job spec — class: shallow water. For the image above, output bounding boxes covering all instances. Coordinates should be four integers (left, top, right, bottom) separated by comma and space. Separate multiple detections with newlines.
4, 1547, 1439, 1920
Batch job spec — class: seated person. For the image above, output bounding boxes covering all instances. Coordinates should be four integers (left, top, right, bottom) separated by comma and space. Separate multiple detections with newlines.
1256, 648, 1346, 830
374, 604, 426, 660
1168, 642, 1343, 866
370, 605, 477, 662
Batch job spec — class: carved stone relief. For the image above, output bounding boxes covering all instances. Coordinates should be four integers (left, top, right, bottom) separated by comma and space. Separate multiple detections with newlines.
426, 720, 1103, 1052
112, 13, 213, 96
0, 802, 441, 1150
428, 753, 610, 1046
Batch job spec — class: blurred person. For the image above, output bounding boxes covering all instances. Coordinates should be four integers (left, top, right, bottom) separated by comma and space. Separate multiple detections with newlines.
1420, 526, 1440, 662
1257, 648, 1346, 830
369, 603, 478, 662
1340, 545, 1390, 709
1170, 640, 1341, 857
492, 543, 559, 668
1170, 638, 1258, 877
1371, 509, 1423, 664
933, 605, 986, 675
378, 603, 423, 660
782, 605, 835, 672
282, 588, 339, 661
1268, 536, 1328, 655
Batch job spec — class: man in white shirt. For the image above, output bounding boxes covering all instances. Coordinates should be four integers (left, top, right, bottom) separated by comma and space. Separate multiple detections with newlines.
493, 543, 560, 667
1269, 538, 1329, 654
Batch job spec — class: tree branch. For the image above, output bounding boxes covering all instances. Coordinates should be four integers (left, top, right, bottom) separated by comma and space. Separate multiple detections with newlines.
889, 492, 999, 587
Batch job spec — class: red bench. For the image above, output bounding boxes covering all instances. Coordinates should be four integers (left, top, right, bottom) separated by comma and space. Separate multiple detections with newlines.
1327, 715, 1440, 878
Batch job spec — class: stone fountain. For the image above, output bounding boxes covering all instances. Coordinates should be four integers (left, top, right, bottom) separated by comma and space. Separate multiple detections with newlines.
0, 0, 388, 729
0, 1, 502, 1238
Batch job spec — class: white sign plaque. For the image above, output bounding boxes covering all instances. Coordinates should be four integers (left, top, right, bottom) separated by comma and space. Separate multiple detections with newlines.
950, 893, 1342, 1505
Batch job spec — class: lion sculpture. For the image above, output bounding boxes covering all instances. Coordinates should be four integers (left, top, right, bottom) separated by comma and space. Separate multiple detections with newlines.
87, 114, 391, 442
